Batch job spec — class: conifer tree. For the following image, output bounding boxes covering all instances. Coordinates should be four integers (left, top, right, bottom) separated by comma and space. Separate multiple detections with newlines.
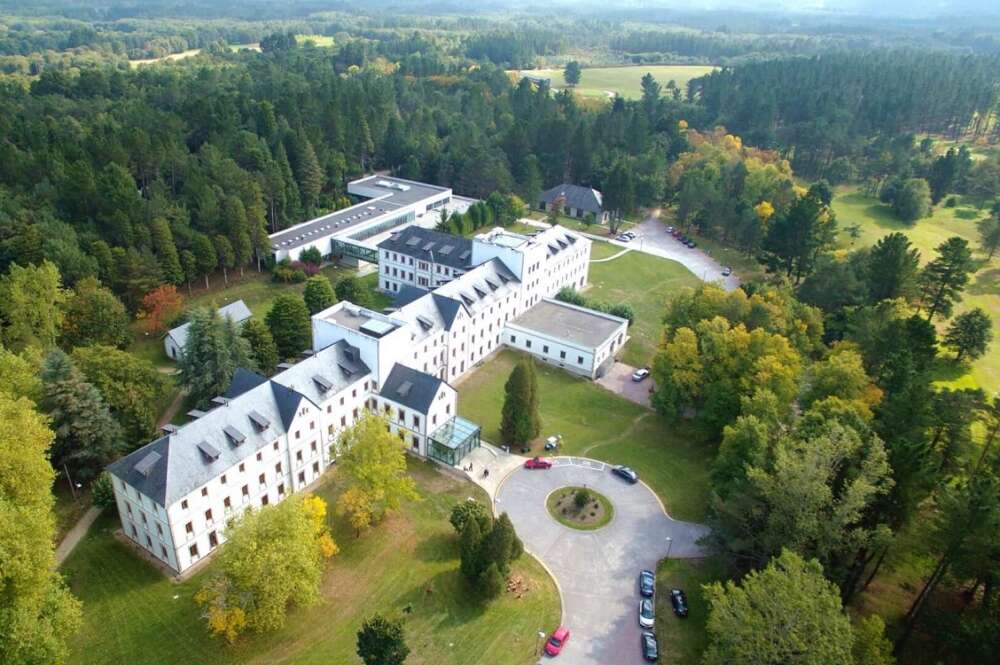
919, 237, 975, 321
40, 349, 123, 481
265, 294, 312, 359
179, 308, 254, 408
240, 319, 279, 375
500, 359, 541, 446
303, 275, 336, 314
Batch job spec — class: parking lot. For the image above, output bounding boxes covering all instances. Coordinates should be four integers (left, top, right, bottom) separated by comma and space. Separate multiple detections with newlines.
495, 458, 709, 665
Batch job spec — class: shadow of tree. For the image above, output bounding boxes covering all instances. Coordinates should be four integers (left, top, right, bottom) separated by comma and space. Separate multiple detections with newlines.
968, 268, 1000, 296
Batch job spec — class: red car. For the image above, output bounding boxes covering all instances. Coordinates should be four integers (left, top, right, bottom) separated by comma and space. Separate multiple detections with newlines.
545, 626, 570, 656
524, 457, 553, 470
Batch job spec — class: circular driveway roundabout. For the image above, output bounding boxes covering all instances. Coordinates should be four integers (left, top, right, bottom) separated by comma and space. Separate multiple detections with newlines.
496, 457, 709, 665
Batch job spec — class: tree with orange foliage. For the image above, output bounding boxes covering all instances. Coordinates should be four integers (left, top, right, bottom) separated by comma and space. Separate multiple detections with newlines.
137, 285, 184, 334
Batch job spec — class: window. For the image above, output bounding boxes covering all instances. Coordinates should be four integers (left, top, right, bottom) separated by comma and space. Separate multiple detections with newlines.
201, 487, 208, 497
560, 350, 566, 360
146, 535, 153, 548
327, 405, 331, 413
353, 408, 358, 419
161, 545, 168, 559
295, 430, 301, 439
526, 340, 532, 349
209, 531, 218, 548
273, 441, 279, 451
220, 474, 227, 485
241, 484, 249, 496
239, 463, 245, 472
296, 450, 303, 462
340, 396, 345, 406
181, 499, 188, 510
141, 512, 147, 524
126, 503, 132, 516
311, 441, 317, 452
352, 388, 357, 398
313, 462, 320, 474
189, 544, 199, 558
310, 421, 315, 430
223, 496, 231, 509
340, 416, 346, 427
398, 408, 405, 421
185, 521, 193, 534
256, 452, 262, 462
156, 523, 163, 535
205, 509, 213, 523
298, 471, 306, 484
277, 483, 285, 496
258, 473, 266, 485
412, 415, 420, 428
446, 404, 451, 414
275, 462, 282, 474
543, 345, 549, 354
261, 495, 269, 506
578, 356, 584, 364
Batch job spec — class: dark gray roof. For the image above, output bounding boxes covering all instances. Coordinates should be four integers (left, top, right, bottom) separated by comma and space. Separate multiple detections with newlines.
540, 184, 604, 215
393, 285, 430, 308
166, 300, 252, 349
432, 294, 463, 329
379, 365, 443, 414
378, 226, 472, 271
107, 340, 372, 508
225, 368, 268, 399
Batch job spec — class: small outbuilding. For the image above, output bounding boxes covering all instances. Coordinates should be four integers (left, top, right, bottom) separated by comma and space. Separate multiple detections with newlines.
164, 300, 253, 361
538, 184, 609, 224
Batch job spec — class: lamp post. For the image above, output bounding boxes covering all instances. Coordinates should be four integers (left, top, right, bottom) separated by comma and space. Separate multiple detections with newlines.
536, 630, 546, 656
665, 536, 674, 560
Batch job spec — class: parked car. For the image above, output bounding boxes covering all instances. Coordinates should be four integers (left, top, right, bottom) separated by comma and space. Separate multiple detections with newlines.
638, 598, 655, 628
666, 226, 674, 233
641, 631, 659, 662
686, 240, 697, 248
545, 626, 571, 656
721, 266, 732, 277
670, 588, 689, 617
632, 367, 650, 382
612, 465, 639, 484
524, 457, 553, 470
638, 569, 655, 597
623, 231, 636, 239
616, 234, 631, 242
545, 435, 562, 450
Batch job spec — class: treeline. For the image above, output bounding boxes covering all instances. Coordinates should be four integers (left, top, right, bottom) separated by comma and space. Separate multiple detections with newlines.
610, 29, 840, 63
690, 51, 1000, 177
0, 42, 697, 309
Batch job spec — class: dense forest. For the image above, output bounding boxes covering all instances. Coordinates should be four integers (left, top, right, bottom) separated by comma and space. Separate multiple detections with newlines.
2, 3, 1000, 665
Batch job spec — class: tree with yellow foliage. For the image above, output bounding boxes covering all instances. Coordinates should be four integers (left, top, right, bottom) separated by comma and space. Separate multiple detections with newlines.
195, 494, 338, 642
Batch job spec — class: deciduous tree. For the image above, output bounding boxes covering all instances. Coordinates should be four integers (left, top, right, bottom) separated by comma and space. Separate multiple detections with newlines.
0, 394, 82, 665
60, 277, 131, 350
303, 274, 336, 314
137, 284, 184, 335
195, 495, 337, 641
0, 260, 66, 351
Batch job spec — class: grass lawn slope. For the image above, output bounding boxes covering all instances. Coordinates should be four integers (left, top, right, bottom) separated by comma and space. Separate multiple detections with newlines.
512, 65, 717, 100
61, 460, 558, 665
458, 350, 712, 522
832, 187, 999, 390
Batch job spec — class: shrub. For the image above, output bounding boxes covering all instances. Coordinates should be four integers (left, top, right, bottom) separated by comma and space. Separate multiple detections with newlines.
574, 488, 591, 510
92, 471, 116, 510
450, 500, 492, 535
944, 196, 958, 208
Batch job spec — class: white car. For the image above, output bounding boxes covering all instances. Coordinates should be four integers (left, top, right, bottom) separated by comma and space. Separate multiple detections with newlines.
638, 598, 655, 629
617, 234, 631, 242
632, 368, 650, 382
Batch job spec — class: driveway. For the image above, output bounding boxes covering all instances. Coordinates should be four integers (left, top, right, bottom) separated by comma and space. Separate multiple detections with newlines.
521, 216, 740, 291
596, 362, 652, 408
496, 458, 708, 665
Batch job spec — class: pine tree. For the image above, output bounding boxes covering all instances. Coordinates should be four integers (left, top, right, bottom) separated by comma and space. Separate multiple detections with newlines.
293, 134, 324, 213
944, 308, 993, 362
919, 237, 975, 321
179, 308, 254, 408
459, 516, 484, 582
40, 349, 123, 482
240, 319, 279, 375
149, 217, 184, 285
478, 562, 504, 600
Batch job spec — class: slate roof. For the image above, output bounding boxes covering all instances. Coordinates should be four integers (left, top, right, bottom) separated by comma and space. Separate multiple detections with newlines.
378, 226, 473, 271
379, 364, 444, 414
108, 340, 371, 507
539, 183, 604, 215
392, 285, 430, 308
166, 300, 252, 349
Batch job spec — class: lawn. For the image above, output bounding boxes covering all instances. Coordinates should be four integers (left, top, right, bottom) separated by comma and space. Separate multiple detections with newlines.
654, 556, 728, 663
586, 250, 701, 366
831, 187, 999, 390
457, 350, 713, 522
296, 34, 335, 47
512, 65, 717, 100
60, 460, 559, 665
127, 266, 390, 371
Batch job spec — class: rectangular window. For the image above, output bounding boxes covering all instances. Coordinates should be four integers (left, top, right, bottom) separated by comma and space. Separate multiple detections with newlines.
161, 545, 168, 559
181, 499, 188, 510
256, 452, 262, 462
185, 521, 193, 534
413, 415, 420, 428
578, 356, 584, 364
275, 462, 282, 475
241, 484, 249, 496
310, 421, 315, 430
239, 463, 245, 472
223, 496, 231, 509
340, 416, 346, 427
220, 474, 227, 485
156, 523, 163, 535
560, 350, 566, 360
277, 483, 285, 496
189, 544, 199, 558
258, 473, 266, 485
526, 340, 532, 349
205, 509, 212, 523
261, 495, 269, 506
311, 441, 317, 451
313, 462, 320, 474
298, 471, 306, 484
208, 531, 218, 548
201, 487, 208, 497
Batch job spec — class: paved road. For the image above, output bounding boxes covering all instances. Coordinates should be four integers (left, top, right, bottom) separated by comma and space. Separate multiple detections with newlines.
496, 458, 708, 665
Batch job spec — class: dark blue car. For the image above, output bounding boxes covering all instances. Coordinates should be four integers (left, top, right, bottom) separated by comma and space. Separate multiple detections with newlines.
612, 465, 639, 484
641, 631, 659, 662
638, 570, 655, 598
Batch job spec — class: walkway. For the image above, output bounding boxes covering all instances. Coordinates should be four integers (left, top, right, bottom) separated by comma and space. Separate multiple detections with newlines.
55, 505, 102, 566
496, 458, 708, 665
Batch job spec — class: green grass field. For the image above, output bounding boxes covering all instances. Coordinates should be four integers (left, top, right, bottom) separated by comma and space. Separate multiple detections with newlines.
586, 250, 701, 366
457, 350, 713, 522
513, 65, 717, 100
296, 34, 335, 47
655, 556, 728, 662
831, 187, 999, 390
60, 460, 559, 665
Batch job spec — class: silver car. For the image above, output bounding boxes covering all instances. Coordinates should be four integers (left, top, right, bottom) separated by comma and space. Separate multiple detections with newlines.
638, 598, 655, 629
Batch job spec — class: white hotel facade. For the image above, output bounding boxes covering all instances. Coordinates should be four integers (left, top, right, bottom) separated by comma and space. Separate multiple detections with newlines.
109, 186, 628, 575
